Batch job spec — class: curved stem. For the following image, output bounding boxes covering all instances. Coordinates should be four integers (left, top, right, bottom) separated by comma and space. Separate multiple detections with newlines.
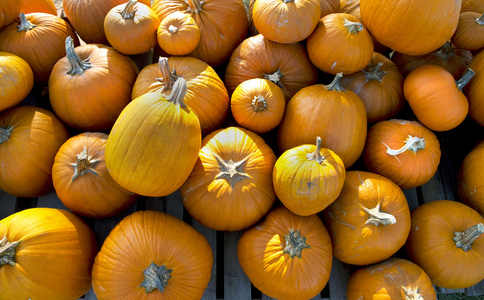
156, 57, 178, 92
306, 136, 325, 164
185, 0, 204, 14
65, 36, 92, 75
0, 127, 12, 144
343, 19, 363, 34
283, 229, 310, 259
71, 147, 100, 182
476, 12, 484, 26
456, 68, 475, 91
164, 77, 188, 107
17, 13, 37, 32
168, 25, 178, 33
453, 223, 484, 252
140, 262, 173, 293
121, 0, 138, 19
324, 73, 345, 91
0, 236, 20, 266
383, 135, 425, 160
363, 61, 384, 82
251, 95, 267, 112
362, 203, 396, 226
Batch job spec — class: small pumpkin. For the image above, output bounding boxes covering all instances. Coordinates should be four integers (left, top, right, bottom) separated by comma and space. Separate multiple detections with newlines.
230, 78, 286, 134
461, 0, 484, 13
237, 205, 333, 300
273, 136, 346, 216
0, 52, 34, 112
406, 200, 484, 289
457, 140, 484, 216
465, 49, 484, 126
0, 207, 98, 299
363, 119, 441, 190
92, 210, 213, 299
156, 11, 200, 56
452, 12, 484, 51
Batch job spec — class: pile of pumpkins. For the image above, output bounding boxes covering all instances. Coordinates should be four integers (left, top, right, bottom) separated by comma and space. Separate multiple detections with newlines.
1, 0, 484, 299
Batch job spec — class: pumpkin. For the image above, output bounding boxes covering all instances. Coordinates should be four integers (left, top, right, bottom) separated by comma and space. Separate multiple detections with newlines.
251, 0, 320, 44
20, 0, 57, 15
465, 49, 484, 126
132, 56, 229, 135
230, 78, 286, 134
92, 210, 213, 299
0, 207, 97, 299
457, 140, 484, 216
391, 41, 473, 80
273, 136, 346, 216
323, 170, 411, 266
306, 13, 374, 75
360, 0, 461, 55
152, 0, 248, 67
106, 77, 201, 197
0, 12, 79, 83
346, 258, 437, 300
49, 36, 138, 132
0, 105, 69, 197
52, 132, 139, 218
277, 73, 367, 169
452, 12, 484, 52
363, 119, 441, 190
63, 0, 151, 45
237, 205, 333, 300
156, 11, 200, 56
339, 52, 405, 123
224, 33, 318, 102
406, 200, 484, 289
461, 0, 484, 13
403, 65, 473, 132
104, 0, 160, 55
180, 126, 276, 231
0, 52, 34, 112
0, 2, 20, 28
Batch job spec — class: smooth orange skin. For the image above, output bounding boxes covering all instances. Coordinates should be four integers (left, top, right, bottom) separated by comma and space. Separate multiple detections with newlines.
157, 11, 200, 56
21, 0, 57, 15
0, 52, 34, 112
458, 140, 484, 216
465, 49, 484, 127
452, 12, 484, 51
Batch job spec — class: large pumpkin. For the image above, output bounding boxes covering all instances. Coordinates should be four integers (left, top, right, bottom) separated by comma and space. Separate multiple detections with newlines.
0, 52, 34, 112
180, 126, 276, 231
0, 207, 97, 299
237, 206, 333, 300
458, 140, 484, 216
20, 0, 57, 15
92, 210, 213, 299
359, 0, 461, 55
0, 105, 69, 197
0, 2, 20, 29
465, 48, 484, 127
106, 77, 201, 197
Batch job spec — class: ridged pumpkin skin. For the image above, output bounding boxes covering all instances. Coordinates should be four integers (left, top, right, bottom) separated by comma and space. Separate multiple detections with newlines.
277, 73, 367, 169
92, 210, 213, 299
237, 206, 333, 300
105, 78, 201, 197
452, 12, 484, 51
20, 0, 57, 15
323, 171, 411, 266
461, 0, 484, 13
0, 52, 34, 112
52, 132, 139, 218
346, 258, 437, 300
458, 140, 484, 216
465, 49, 484, 127
157, 11, 200, 56
273, 137, 346, 216
363, 119, 441, 190
0, 105, 69, 197
406, 200, 484, 289
0, 207, 98, 300
0, 2, 20, 29
180, 126, 276, 231
360, 0, 461, 55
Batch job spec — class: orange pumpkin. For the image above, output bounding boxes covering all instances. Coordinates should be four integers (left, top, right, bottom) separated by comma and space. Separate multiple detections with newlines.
0, 2, 20, 28
458, 140, 484, 216
92, 210, 213, 299
0, 52, 34, 112
306, 13, 374, 75
156, 11, 200, 56
0, 12, 79, 83
273, 136, 346, 216
52, 132, 139, 218
360, 0, 461, 55
49, 37, 138, 132
403, 65, 473, 132
363, 119, 441, 190
346, 258, 437, 300
132, 56, 229, 135
461, 0, 484, 13
323, 170, 411, 266
277, 73, 367, 169
0, 105, 69, 197
0, 207, 97, 299
465, 49, 484, 126
452, 12, 484, 51
180, 126, 276, 231
406, 200, 484, 289
340, 52, 405, 123
230, 78, 286, 134
237, 206, 333, 300
20, 0, 57, 15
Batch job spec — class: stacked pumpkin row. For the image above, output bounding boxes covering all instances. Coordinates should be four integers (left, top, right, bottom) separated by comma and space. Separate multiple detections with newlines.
1, 0, 484, 299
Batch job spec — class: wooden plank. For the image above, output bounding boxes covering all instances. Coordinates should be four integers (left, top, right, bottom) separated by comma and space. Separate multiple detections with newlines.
81, 289, 97, 300
466, 279, 484, 296
165, 190, 184, 221
36, 190, 69, 210
328, 257, 352, 300
224, 231, 252, 299
0, 191, 18, 219
193, 220, 218, 300
403, 188, 419, 212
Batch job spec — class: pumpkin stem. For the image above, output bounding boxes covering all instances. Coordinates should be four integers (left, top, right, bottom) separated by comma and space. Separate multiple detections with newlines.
140, 262, 173, 293
382, 135, 425, 161
402, 286, 424, 300
71, 147, 100, 182
453, 223, 484, 252
282, 0, 295, 3
362, 203, 396, 226
156, 57, 179, 92
306, 136, 325, 164
213, 153, 251, 188
456, 68, 475, 91
477, 12, 484, 25
264, 68, 283, 87
0, 126, 13, 144
168, 24, 178, 33
251, 95, 268, 112
17, 13, 37, 32
325, 73, 346, 91
164, 77, 188, 107
283, 229, 310, 259
65, 36, 92, 75
363, 61, 385, 82
0, 236, 20, 266
434, 41, 455, 62
185, 0, 205, 14
121, 0, 138, 19
343, 19, 363, 34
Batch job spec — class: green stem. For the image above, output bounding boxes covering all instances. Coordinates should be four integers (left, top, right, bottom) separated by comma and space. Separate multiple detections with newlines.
17, 13, 37, 32
306, 136, 325, 164
140, 262, 173, 293
324, 73, 345, 91
476, 12, 484, 25
0, 127, 13, 144
121, 0, 138, 19
283, 229, 310, 259
344, 19, 363, 34
164, 77, 188, 107
453, 223, 484, 252
456, 68, 475, 91
65, 36, 92, 75
363, 61, 384, 82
